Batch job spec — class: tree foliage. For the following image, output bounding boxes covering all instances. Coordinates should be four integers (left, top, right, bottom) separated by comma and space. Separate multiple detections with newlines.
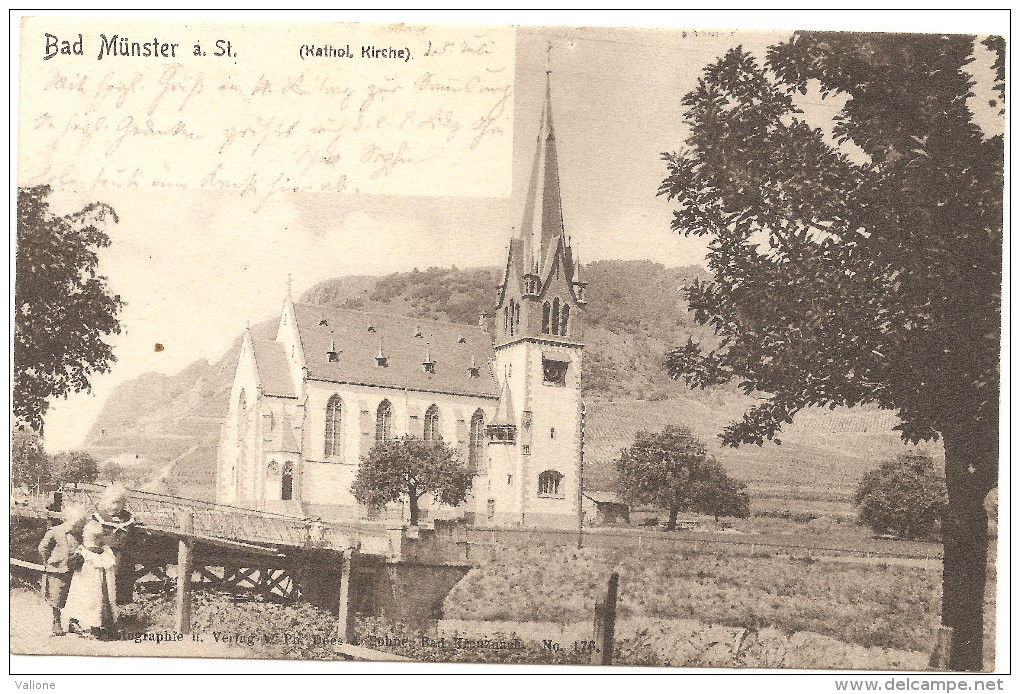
54, 450, 101, 487
659, 35, 1001, 454
658, 32, 1003, 670
11, 427, 55, 490
854, 454, 948, 541
614, 425, 750, 529
351, 435, 473, 525
15, 185, 123, 435
11, 426, 103, 490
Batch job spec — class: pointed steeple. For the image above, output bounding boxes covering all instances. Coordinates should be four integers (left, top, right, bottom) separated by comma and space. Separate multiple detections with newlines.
494, 44, 586, 347
518, 43, 566, 276
491, 376, 517, 427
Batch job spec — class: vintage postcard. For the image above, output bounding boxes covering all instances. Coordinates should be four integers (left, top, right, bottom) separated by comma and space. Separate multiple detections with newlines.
10, 11, 1007, 679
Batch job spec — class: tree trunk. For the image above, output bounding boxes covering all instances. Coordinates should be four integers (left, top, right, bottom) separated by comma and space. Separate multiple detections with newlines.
666, 508, 678, 531
408, 491, 420, 526
941, 427, 996, 671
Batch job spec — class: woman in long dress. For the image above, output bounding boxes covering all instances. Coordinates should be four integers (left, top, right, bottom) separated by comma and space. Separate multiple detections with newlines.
63, 521, 118, 638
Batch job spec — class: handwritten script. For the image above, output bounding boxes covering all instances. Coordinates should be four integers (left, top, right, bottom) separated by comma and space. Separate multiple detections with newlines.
19, 19, 515, 208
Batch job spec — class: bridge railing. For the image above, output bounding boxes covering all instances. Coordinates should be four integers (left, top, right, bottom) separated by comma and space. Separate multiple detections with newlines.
60, 484, 396, 555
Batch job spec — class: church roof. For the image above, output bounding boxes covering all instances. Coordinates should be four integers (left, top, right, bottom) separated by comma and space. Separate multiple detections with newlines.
292, 303, 499, 398
251, 339, 297, 398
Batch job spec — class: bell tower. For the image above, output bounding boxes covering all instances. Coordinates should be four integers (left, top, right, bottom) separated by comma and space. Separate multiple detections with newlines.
482, 51, 586, 528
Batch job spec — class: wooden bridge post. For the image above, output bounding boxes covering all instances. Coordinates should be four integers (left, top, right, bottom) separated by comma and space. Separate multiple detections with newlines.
591, 571, 619, 665
175, 511, 194, 635
335, 549, 354, 643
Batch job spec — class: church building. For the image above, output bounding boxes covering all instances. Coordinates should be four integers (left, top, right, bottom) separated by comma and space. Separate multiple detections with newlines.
215, 71, 587, 528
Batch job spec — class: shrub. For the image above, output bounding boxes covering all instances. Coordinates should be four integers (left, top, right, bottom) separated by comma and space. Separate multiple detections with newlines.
854, 454, 947, 541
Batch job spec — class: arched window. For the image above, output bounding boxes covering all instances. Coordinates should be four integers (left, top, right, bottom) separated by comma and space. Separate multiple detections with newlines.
424, 404, 440, 444
504, 305, 510, 335
375, 400, 393, 442
508, 302, 515, 337
514, 301, 521, 334
324, 394, 343, 458
538, 470, 563, 498
560, 303, 570, 336
469, 409, 485, 471
542, 302, 551, 334
281, 461, 294, 501
551, 298, 560, 336
237, 390, 247, 444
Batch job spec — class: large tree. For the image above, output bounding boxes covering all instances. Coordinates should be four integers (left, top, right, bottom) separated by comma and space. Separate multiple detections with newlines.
614, 425, 750, 530
659, 33, 1002, 670
351, 435, 473, 525
15, 185, 123, 435
55, 450, 101, 487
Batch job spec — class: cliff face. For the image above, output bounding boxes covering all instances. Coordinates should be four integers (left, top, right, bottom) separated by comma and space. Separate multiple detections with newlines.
82, 319, 278, 500
80, 261, 935, 508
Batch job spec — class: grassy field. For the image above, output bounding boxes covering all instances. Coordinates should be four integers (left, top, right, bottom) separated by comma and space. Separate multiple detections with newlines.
439, 539, 995, 669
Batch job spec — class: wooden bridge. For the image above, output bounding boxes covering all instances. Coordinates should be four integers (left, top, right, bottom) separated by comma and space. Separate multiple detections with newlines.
11, 484, 473, 645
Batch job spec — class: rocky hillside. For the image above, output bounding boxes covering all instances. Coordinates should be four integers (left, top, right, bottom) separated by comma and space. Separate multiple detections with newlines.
80, 260, 930, 507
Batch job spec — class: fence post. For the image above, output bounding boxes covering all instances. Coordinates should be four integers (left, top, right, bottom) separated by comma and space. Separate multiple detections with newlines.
591, 571, 619, 665
929, 626, 953, 670
175, 511, 194, 635
335, 548, 355, 643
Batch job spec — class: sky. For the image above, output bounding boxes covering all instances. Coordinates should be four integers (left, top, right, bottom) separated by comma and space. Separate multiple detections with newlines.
26, 19, 1003, 452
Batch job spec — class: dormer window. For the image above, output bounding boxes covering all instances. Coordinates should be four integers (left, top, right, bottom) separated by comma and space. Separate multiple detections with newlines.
319, 319, 329, 326
458, 336, 467, 344
468, 366, 480, 378
424, 361, 436, 374
367, 325, 376, 333
415, 326, 423, 338
376, 355, 388, 367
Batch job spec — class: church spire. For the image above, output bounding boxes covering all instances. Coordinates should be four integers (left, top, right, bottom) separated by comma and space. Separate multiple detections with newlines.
519, 42, 566, 277
494, 43, 585, 347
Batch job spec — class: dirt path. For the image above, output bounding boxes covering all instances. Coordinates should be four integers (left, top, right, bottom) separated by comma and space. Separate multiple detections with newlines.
10, 588, 249, 660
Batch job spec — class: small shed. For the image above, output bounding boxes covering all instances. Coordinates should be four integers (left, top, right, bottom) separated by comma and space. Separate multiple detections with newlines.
581, 491, 630, 525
